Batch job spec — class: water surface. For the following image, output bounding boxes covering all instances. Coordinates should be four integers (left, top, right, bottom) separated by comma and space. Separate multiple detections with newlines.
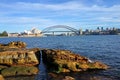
0, 35, 120, 80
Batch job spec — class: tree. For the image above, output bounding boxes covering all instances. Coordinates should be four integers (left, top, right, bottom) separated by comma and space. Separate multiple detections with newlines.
109, 30, 118, 35
0, 31, 8, 36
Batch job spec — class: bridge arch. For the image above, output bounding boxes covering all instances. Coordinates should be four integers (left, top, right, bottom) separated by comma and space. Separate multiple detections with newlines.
41, 25, 79, 35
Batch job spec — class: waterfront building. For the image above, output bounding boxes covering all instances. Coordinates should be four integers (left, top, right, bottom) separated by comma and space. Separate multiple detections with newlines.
8, 33, 19, 37
20, 28, 43, 37
8, 28, 43, 37
24, 28, 41, 35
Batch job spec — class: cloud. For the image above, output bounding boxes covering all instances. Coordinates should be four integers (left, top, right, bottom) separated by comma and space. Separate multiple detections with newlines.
0, 17, 52, 24
98, 17, 120, 22
0, 1, 120, 12
0, 1, 120, 29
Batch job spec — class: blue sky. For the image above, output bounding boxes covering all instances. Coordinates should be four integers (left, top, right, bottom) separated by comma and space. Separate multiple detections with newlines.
0, 0, 120, 33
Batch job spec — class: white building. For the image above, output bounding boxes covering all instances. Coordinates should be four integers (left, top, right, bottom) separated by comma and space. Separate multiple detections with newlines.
8, 33, 19, 37
21, 28, 43, 37
31, 28, 41, 34
24, 28, 41, 35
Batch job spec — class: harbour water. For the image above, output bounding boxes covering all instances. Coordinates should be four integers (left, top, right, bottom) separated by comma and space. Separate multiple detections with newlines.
0, 35, 120, 80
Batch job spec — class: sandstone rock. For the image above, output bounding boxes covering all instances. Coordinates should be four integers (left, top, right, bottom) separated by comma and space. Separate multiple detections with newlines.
62, 76, 75, 80
42, 49, 108, 73
0, 65, 8, 71
0, 41, 26, 49
8, 41, 26, 48
0, 41, 40, 77
0, 41, 109, 77
0, 41, 27, 52
5, 76, 36, 80
0, 75, 4, 80
48, 72, 58, 78
1, 66, 39, 77
0, 49, 39, 66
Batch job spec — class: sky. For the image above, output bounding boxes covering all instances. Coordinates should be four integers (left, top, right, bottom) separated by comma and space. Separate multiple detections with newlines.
0, 0, 120, 33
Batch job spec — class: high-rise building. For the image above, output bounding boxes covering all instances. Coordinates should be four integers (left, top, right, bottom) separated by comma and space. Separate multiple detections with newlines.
101, 27, 104, 31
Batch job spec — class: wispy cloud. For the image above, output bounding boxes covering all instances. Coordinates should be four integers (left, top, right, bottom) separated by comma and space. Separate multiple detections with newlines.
0, 1, 120, 32
1, 1, 120, 12
98, 17, 120, 22
0, 17, 53, 24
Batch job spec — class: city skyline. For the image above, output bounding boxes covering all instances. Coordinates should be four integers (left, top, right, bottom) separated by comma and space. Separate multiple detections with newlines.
0, 0, 120, 33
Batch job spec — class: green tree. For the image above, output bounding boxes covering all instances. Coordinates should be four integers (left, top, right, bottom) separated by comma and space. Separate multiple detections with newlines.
109, 30, 118, 35
0, 31, 8, 36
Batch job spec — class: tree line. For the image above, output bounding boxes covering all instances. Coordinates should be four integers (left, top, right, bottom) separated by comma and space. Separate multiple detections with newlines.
0, 31, 8, 37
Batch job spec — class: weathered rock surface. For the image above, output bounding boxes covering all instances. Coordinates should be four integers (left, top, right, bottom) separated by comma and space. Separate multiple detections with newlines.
0, 41, 27, 52
42, 49, 108, 73
62, 76, 75, 80
1, 66, 39, 77
0, 41, 26, 48
0, 41, 109, 78
0, 41, 40, 67
0, 75, 4, 80
0, 49, 40, 66
0, 41, 40, 77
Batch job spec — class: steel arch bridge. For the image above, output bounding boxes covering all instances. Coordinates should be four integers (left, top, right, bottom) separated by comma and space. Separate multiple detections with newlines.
41, 25, 80, 35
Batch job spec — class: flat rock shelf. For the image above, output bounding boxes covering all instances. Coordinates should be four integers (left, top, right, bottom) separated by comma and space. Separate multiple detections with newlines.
0, 41, 109, 80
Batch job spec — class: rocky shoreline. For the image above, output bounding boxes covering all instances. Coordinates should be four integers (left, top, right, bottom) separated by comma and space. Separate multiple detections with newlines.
0, 41, 109, 80
42, 49, 108, 73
